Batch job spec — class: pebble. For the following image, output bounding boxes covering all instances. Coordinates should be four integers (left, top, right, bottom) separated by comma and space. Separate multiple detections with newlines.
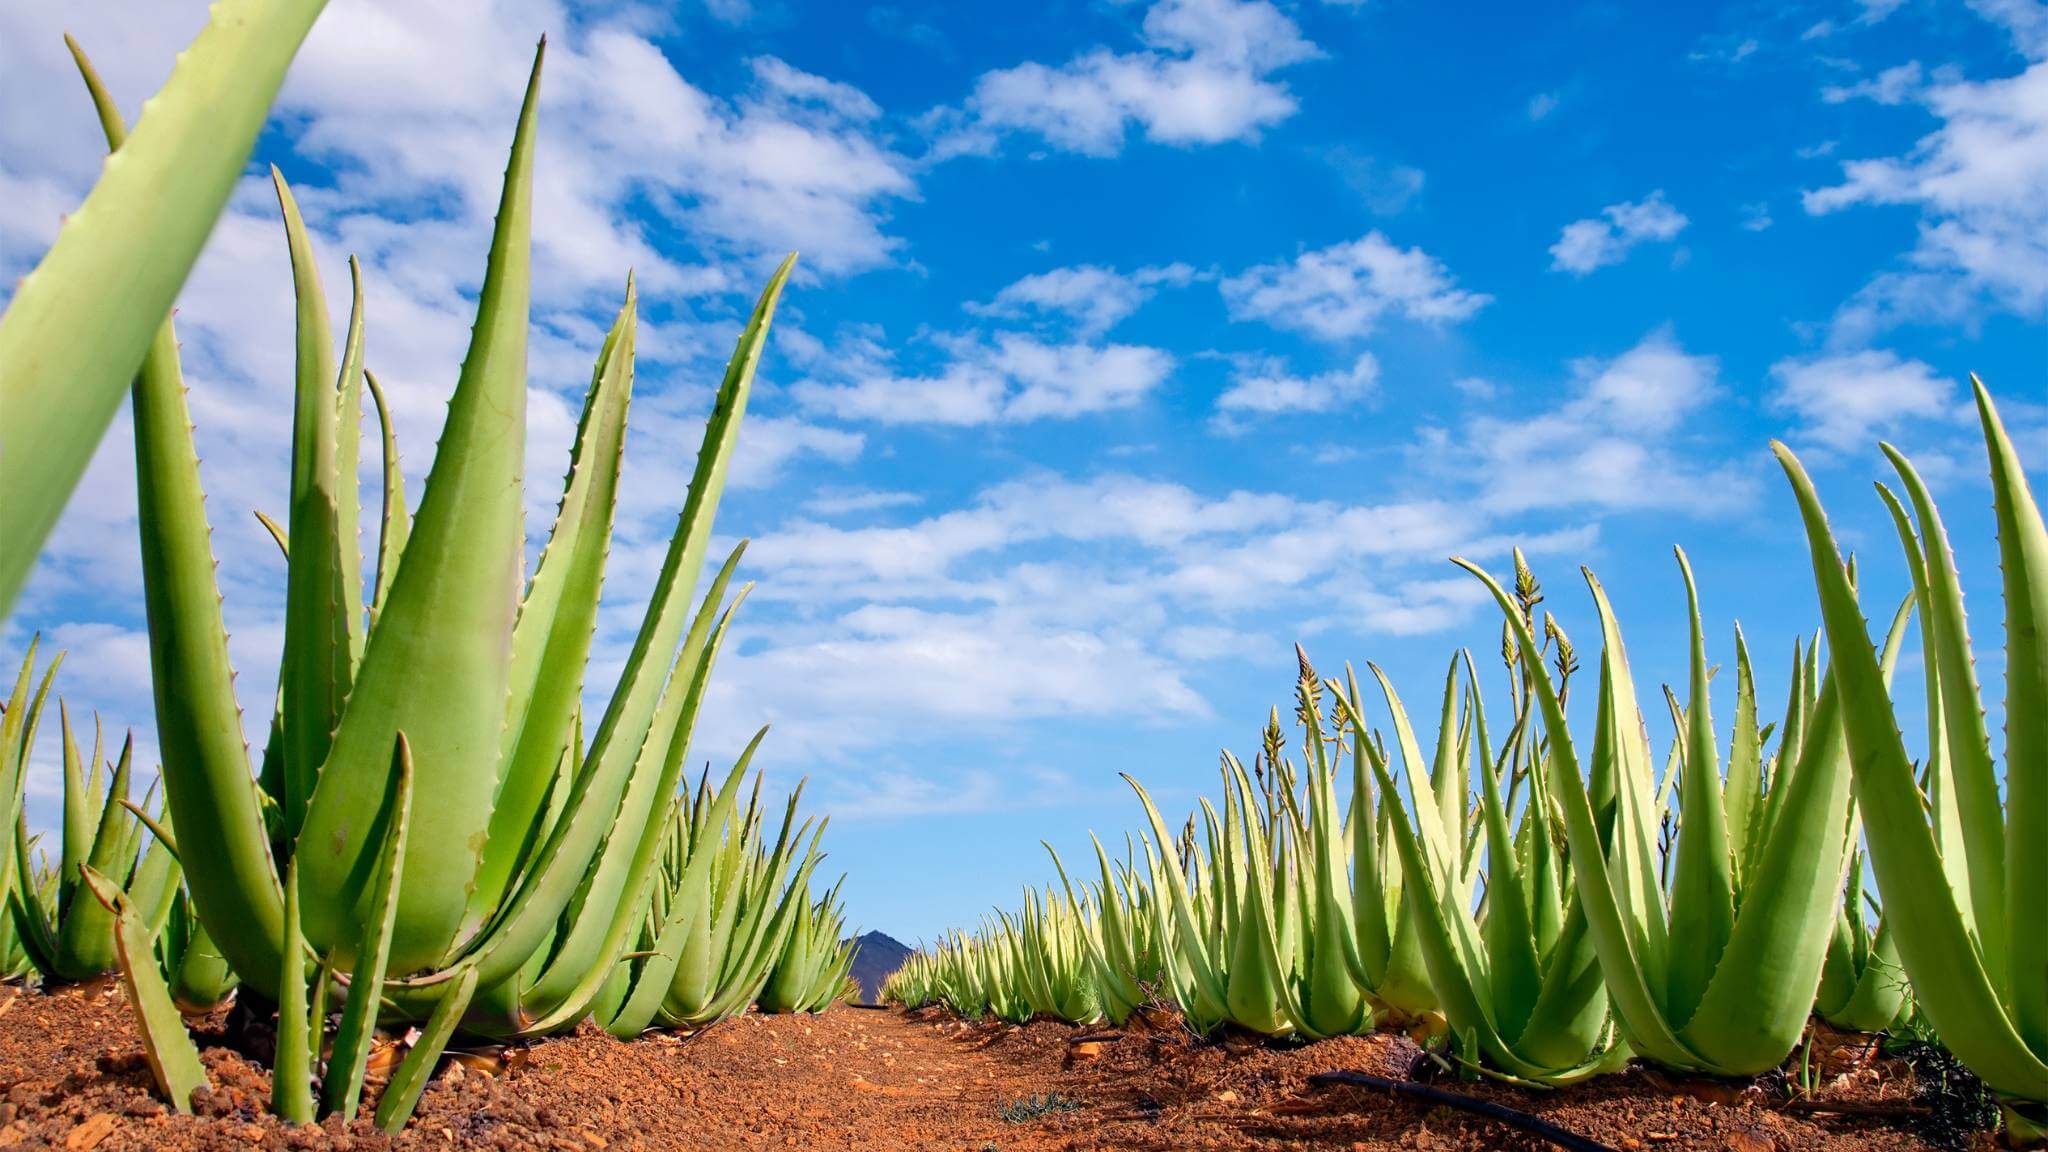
64, 1113, 118, 1151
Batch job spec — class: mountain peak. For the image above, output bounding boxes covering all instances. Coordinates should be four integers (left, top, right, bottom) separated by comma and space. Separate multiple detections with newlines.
844, 931, 913, 1004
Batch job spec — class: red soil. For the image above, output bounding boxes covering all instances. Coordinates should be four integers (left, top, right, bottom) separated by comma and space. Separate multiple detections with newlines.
0, 980, 1963, 1150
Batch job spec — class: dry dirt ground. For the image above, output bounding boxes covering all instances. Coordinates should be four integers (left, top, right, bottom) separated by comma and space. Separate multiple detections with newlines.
0, 980, 1969, 1151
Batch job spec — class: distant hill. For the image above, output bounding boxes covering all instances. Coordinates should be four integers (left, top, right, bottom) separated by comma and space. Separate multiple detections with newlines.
845, 931, 913, 1004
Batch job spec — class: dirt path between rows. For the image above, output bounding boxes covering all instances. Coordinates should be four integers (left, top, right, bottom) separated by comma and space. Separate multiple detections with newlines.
0, 981, 1952, 1151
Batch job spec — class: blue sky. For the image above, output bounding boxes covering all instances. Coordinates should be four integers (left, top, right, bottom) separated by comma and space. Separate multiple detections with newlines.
2, 0, 2044, 944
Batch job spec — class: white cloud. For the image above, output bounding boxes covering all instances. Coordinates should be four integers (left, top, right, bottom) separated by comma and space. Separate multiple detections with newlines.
705, 0, 753, 24
727, 417, 867, 488
802, 488, 924, 517
817, 768, 1007, 821
1967, 0, 2048, 58
794, 334, 1176, 425
1220, 232, 1490, 342
2, 3, 919, 301
696, 463, 1613, 758
1769, 350, 1960, 453
1528, 91, 1562, 121
1215, 352, 1379, 420
750, 56, 884, 122
1327, 149, 1426, 214
726, 602, 1208, 732
1805, 59, 2048, 340
1447, 329, 1756, 515
966, 263, 1196, 336
1549, 191, 1689, 275
1822, 61, 1924, 105
944, 0, 1319, 157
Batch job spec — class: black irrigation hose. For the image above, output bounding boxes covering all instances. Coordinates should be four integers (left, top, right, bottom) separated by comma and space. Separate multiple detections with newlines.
1308, 1069, 1619, 1152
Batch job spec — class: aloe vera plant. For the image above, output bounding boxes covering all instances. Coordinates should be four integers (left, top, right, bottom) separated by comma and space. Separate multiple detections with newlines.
57, 34, 801, 1124
883, 932, 1000, 1019
1342, 586, 1621, 1085
1456, 545, 1909, 1078
9, 721, 181, 985
0, 5, 329, 615
904, 650, 1461, 1040
888, 865, 1141, 1026
1122, 651, 1445, 1039
0, 646, 185, 987
1046, 836, 1163, 1025
1777, 377, 2048, 1118
1006, 884, 1104, 1024
1816, 847, 1909, 1033
760, 878, 858, 1014
593, 757, 830, 1035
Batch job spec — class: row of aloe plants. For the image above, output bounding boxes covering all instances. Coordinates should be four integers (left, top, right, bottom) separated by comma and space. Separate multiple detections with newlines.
0, 14, 855, 1134
888, 380, 2045, 1138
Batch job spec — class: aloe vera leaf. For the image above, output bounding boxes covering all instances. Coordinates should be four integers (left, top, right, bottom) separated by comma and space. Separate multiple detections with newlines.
373, 963, 476, 1133
1124, 775, 1229, 1011
1724, 626, 1763, 888
274, 861, 314, 1125
65, 47, 243, 988
1366, 664, 1453, 888
0, 0, 328, 614
1973, 379, 2048, 1062
74, 32, 288, 988
601, 824, 698, 1034
333, 258, 368, 672
362, 370, 410, 626
81, 865, 208, 1112
1297, 758, 1366, 1036
1472, 699, 1544, 1043
1872, 485, 1975, 932
54, 707, 90, 917
0, 644, 57, 859
1583, 573, 1673, 997
466, 283, 637, 934
272, 175, 344, 828
1665, 550, 1736, 1030
1333, 671, 1393, 989
297, 46, 542, 973
1366, 725, 1497, 1020
272, 170, 349, 839
8, 819, 61, 977
306, 958, 331, 1077
323, 734, 414, 1120
1680, 632, 1857, 1074
1881, 442, 2009, 992
1225, 824, 1290, 1036
170, 916, 240, 1012
125, 798, 183, 937
1776, 441, 2048, 1102
456, 563, 750, 1024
